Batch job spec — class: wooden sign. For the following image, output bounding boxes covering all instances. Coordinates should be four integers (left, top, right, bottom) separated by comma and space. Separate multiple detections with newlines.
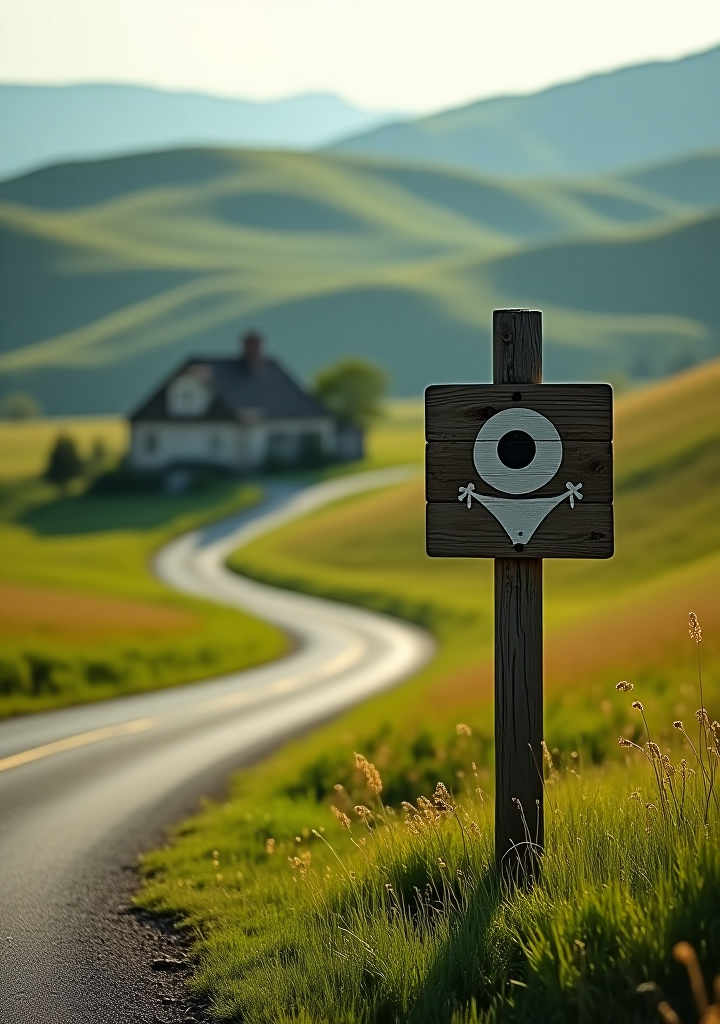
426, 384, 613, 558
424, 310, 614, 882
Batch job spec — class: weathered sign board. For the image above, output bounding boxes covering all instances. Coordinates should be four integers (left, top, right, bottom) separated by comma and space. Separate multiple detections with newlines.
426, 384, 613, 557
425, 309, 614, 880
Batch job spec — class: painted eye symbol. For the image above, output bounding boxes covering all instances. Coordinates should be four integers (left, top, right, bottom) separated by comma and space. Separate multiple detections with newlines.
473, 408, 562, 495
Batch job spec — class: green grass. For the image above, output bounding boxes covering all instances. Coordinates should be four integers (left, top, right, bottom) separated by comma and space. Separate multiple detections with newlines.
2, 146, 719, 413
0, 415, 127, 480
141, 749, 720, 1023
138, 361, 720, 1020
0, 416, 288, 717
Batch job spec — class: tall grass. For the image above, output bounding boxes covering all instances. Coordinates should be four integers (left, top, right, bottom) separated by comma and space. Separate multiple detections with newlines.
140, 612, 720, 1023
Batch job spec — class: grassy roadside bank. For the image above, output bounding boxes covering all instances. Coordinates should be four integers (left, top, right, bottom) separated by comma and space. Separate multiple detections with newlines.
141, 717, 720, 1023
138, 361, 720, 1021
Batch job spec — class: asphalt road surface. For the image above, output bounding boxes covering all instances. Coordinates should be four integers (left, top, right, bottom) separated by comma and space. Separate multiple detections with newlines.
0, 469, 432, 1023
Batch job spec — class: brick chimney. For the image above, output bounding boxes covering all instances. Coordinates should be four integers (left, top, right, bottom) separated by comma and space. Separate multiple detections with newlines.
240, 329, 263, 366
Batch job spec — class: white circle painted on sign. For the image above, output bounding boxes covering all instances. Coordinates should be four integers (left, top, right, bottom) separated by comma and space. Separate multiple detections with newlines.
473, 408, 563, 494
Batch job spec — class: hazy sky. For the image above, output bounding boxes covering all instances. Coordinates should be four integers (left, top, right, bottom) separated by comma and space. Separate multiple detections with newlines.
2, 0, 719, 112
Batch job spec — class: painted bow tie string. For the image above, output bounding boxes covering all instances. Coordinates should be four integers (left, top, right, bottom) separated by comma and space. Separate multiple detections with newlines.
457, 480, 584, 546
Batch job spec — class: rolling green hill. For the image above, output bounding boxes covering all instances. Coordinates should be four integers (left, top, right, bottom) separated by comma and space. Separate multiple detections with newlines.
620, 149, 720, 207
1, 145, 718, 414
486, 209, 720, 378
330, 43, 720, 178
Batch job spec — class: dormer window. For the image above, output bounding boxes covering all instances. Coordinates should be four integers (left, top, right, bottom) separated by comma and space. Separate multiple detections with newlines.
167, 369, 212, 417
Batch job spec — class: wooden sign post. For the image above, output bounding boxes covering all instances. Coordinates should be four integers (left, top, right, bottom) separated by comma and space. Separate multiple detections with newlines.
425, 309, 614, 881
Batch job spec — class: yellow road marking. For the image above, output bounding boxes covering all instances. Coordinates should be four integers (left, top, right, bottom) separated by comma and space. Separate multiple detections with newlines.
0, 717, 154, 774
206, 643, 365, 711
0, 641, 365, 772
209, 690, 263, 710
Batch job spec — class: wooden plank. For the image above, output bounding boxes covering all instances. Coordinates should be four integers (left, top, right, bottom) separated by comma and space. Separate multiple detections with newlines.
426, 440, 613, 502
493, 308, 543, 884
426, 495, 614, 558
425, 383, 613, 441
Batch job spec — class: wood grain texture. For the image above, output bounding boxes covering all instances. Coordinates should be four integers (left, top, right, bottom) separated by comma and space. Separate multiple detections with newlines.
495, 557, 544, 878
425, 383, 613, 441
426, 440, 613, 502
493, 309, 542, 384
494, 310, 542, 882
426, 499, 614, 558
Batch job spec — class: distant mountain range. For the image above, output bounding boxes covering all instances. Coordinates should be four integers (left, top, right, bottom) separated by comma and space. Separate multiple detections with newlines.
1, 144, 719, 414
5, 42, 720, 184
330, 44, 720, 178
0, 83, 399, 179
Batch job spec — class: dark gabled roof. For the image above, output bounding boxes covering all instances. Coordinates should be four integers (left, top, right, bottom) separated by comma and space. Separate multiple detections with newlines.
130, 354, 330, 423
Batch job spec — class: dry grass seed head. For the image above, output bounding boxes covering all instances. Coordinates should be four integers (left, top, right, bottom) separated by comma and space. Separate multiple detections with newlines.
288, 850, 312, 876
689, 611, 703, 645
415, 795, 441, 824
657, 1001, 681, 1024
616, 680, 634, 692
331, 805, 351, 830
673, 941, 709, 1014
353, 752, 383, 796
433, 781, 455, 812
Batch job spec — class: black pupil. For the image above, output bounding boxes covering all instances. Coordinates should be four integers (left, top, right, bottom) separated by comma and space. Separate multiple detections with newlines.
497, 430, 536, 469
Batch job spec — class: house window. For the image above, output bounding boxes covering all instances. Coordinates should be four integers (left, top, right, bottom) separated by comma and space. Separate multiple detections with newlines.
299, 432, 324, 463
268, 432, 295, 462
167, 372, 212, 417
144, 431, 158, 453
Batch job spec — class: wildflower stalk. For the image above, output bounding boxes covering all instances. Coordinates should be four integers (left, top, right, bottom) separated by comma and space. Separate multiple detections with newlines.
311, 828, 356, 885
632, 701, 669, 818
689, 611, 714, 822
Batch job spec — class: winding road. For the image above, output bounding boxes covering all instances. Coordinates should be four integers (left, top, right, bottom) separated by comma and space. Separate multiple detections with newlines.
0, 468, 432, 1024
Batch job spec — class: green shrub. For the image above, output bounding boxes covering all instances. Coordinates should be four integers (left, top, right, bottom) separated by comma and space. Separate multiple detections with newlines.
44, 434, 84, 487
0, 656, 29, 695
84, 660, 125, 685
24, 652, 65, 695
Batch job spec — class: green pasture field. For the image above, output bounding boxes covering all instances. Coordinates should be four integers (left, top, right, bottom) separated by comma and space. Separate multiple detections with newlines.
0, 417, 286, 716
0, 407, 423, 718
0, 415, 127, 480
140, 360, 720, 1022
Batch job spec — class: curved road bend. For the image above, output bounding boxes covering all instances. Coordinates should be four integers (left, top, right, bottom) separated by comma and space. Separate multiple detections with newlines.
0, 468, 433, 1024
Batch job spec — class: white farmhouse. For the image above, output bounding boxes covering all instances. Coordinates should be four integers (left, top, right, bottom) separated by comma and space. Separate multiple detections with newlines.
128, 331, 363, 472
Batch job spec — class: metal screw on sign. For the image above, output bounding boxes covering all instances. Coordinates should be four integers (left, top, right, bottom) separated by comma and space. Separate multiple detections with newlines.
425, 309, 614, 883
